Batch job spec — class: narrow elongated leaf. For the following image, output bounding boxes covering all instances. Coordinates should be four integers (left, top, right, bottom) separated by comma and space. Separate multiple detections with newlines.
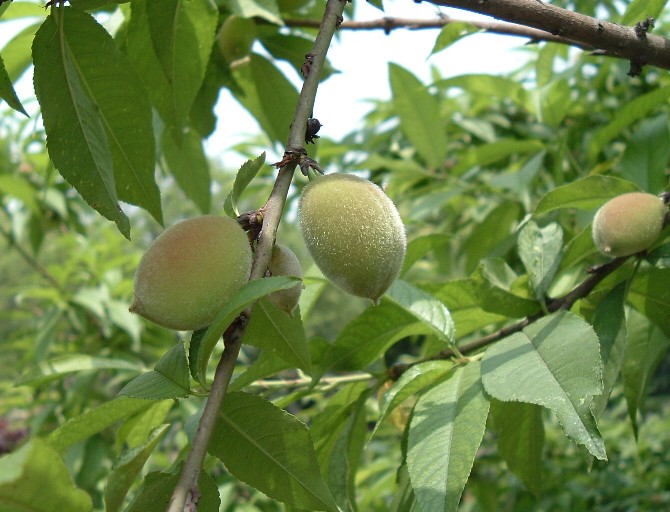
0, 438, 92, 512
628, 267, 670, 336
619, 114, 670, 193
431, 22, 480, 55
436, 74, 527, 107
105, 425, 169, 512
116, 400, 173, 451
588, 86, 670, 162
407, 362, 490, 512
0, 52, 26, 115
227, 0, 282, 24
1, 22, 39, 81
45, 9, 161, 223
534, 175, 639, 214
622, 309, 670, 437
228, 350, 291, 392
161, 127, 210, 213
232, 54, 299, 145
421, 279, 506, 337
47, 397, 152, 453
223, 152, 266, 217
33, 11, 130, 237
373, 360, 454, 439
118, 343, 191, 399
194, 276, 301, 387
621, 0, 668, 27
316, 301, 433, 376
491, 400, 544, 497
244, 298, 312, 373
18, 354, 143, 386
471, 259, 539, 318
210, 392, 339, 512
481, 311, 606, 460
401, 234, 450, 275
517, 221, 563, 301
146, 0, 217, 137
389, 63, 447, 169
126, 466, 219, 512
451, 139, 544, 176
386, 279, 455, 344
315, 387, 370, 511
591, 283, 627, 418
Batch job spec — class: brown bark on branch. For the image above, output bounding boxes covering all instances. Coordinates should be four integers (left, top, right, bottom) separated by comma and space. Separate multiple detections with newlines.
429, 0, 670, 73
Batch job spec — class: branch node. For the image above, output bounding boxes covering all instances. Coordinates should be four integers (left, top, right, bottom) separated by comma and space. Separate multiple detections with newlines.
634, 17, 654, 39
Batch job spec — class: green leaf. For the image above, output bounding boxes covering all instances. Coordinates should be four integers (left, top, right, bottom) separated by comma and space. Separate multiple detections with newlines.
259, 31, 337, 80
232, 54, 299, 145
451, 139, 545, 176
195, 276, 301, 387
318, 388, 370, 512
517, 220, 563, 301
431, 22, 480, 55
244, 298, 312, 374
33, 10, 130, 238
463, 200, 522, 272
37, 7, 162, 224
210, 392, 339, 512
622, 309, 670, 437
228, 0, 282, 25
17, 354, 143, 386
407, 361, 490, 512
0, 438, 92, 512
619, 114, 670, 193
145, 0, 218, 139
588, 86, 670, 163
590, 283, 627, 418
436, 74, 527, 107
389, 63, 447, 169
420, 279, 506, 337
0, 1, 45, 20
1, 22, 39, 82
161, 127, 211, 213
47, 396, 153, 453
0, 52, 27, 115
116, 400, 174, 451
471, 259, 539, 318
621, 0, 668, 26
228, 350, 291, 392
372, 360, 454, 439
534, 175, 639, 214
105, 424, 169, 512
386, 279, 455, 345
481, 311, 607, 460
223, 152, 266, 217
491, 400, 544, 497
126, 466, 220, 512
118, 343, 191, 399
401, 233, 450, 275
628, 267, 670, 336
316, 301, 433, 376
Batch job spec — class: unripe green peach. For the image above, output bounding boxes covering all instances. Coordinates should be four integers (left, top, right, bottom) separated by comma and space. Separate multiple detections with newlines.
130, 215, 252, 330
217, 15, 256, 63
592, 192, 667, 257
299, 173, 406, 303
267, 244, 303, 315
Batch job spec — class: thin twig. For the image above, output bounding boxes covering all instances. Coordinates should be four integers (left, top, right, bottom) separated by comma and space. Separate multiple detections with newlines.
286, 15, 578, 45
166, 1, 347, 510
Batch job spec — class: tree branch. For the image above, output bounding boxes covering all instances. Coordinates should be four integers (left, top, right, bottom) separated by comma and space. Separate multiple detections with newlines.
166, 1, 347, 510
286, 15, 578, 46
429, 0, 670, 73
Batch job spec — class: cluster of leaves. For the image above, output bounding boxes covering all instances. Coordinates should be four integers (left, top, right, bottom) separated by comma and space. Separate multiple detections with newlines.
1, 0, 670, 511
